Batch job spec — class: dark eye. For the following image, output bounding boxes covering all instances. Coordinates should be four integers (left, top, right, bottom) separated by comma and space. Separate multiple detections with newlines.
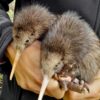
15, 35, 20, 39
55, 64, 58, 68
55, 63, 59, 68
31, 33, 34, 36
61, 57, 64, 61
25, 40, 29, 43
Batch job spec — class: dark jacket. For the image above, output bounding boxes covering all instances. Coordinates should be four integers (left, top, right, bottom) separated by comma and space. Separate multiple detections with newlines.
0, 0, 100, 100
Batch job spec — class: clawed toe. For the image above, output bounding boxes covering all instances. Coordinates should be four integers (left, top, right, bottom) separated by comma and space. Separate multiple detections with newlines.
82, 83, 90, 93
71, 78, 90, 93
54, 74, 90, 93
79, 79, 90, 93
58, 76, 72, 91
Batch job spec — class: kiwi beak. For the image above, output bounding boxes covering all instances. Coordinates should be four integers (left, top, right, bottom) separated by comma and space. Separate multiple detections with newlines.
10, 50, 21, 80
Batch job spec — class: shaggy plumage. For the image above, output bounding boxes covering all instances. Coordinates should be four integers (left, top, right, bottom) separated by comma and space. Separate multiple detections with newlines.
10, 4, 56, 80
13, 4, 56, 51
38, 11, 100, 100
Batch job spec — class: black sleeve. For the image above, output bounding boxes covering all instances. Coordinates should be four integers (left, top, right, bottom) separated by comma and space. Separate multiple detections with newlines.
0, 0, 13, 72
0, 0, 13, 58
0, 0, 13, 11
94, 3, 100, 38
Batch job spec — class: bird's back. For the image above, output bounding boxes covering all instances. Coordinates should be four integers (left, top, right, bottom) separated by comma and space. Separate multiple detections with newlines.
42, 11, 100, 82
44, 11, 99, 58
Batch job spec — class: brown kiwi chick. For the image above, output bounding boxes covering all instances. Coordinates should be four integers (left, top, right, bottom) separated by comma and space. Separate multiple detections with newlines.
10, 4, 56, 80
38, 11, 100, 100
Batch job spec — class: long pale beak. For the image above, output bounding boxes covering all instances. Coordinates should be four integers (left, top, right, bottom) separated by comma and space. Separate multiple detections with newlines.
38, 75, 49, 100
10, 50, 21, 80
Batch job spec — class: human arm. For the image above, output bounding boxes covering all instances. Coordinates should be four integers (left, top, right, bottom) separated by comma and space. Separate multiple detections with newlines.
0, 0, 13, 72
0, 0, 13, 59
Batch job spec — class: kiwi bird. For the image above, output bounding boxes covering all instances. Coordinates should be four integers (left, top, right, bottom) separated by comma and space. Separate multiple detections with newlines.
10, 4, 56, 80
38, 11, 100, 100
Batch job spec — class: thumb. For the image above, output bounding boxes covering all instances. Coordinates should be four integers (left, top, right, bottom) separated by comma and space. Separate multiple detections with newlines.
46, 79, 66, 99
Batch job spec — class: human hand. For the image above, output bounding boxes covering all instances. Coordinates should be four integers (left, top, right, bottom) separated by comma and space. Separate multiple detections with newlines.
63, 71, 100, 100
6, 41, 65, 99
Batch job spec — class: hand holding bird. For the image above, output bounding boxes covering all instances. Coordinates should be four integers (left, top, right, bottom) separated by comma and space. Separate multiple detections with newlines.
6, 41, 65, 99
6, 40, 100, 100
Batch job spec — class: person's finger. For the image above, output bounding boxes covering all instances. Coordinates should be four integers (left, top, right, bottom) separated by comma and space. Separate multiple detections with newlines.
46, 79, 66, 99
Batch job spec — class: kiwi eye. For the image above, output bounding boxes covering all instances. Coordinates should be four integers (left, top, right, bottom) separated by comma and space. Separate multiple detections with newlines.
55, 63, 59, 68
55, 64, 58, 68
31, 33, 34, 36
61, 57, 64, 61
15, 35, 20, 39
54, 64, 58, 71
25, 40, 29, 43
